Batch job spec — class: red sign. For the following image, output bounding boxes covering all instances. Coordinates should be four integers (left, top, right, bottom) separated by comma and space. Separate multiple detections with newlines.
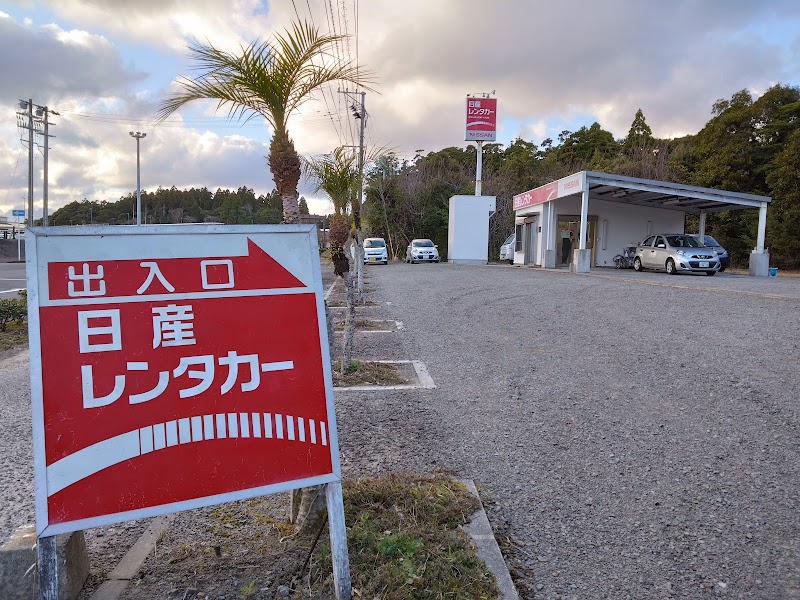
28, 226, 339, 535
465, 97, 497, 142
513, 182, 558, 210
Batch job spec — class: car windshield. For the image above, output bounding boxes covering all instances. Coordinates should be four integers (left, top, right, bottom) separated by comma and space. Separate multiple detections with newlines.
693, 235, 719, 246
413, 240, 434, 247
503, 234, 514, 245
665, 235, 704, 248
364, 239, 385, 248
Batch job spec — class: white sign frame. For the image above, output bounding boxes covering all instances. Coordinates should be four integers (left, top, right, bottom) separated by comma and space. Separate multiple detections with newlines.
26, 224, 343, 537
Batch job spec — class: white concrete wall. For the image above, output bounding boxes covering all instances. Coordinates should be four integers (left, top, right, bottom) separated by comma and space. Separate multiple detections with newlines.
448, 195, 496, 263
591, 199, 684, 267
514, 196, 685, 267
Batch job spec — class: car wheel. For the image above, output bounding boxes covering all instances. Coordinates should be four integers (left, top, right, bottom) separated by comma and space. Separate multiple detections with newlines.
382, 261, 388, 265
666, 258, 677, 275
706, 270, 716, 276
633, 257, 643, 272
508, 259, 514, 265
719, 267, 726, 273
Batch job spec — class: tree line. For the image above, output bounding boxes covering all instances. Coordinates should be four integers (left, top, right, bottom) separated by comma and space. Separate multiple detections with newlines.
361, 85, 800, 269
49, 187, 310, 227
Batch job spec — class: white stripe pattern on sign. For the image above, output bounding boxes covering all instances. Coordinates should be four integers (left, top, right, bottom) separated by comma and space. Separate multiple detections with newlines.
178, 418, 191, 444
154, 423, 166, 450
140, 426, 154, 454
166, 421, 178, 446
45, 413, 330, 496
203, 415, 215, 440
264, 413, 273, 438
227, 413, 239, 438
191, 416, 203, 442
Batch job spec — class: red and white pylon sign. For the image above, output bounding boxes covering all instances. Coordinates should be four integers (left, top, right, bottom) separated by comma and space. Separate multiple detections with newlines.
26, 225, 343, 537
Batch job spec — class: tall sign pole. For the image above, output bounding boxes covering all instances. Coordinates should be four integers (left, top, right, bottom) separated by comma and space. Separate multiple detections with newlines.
465, 94, 497, 196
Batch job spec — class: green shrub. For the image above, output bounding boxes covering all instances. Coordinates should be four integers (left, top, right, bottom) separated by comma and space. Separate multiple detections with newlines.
0, 295, 27, 332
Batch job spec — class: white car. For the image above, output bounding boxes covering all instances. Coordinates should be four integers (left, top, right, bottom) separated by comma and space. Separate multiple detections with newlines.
405, 239, 440, 263
499, 233, 515, 264
363, 237, 388, 264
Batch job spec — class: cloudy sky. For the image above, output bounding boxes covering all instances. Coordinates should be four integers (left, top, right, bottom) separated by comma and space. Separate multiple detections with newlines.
1, 0, 799, 220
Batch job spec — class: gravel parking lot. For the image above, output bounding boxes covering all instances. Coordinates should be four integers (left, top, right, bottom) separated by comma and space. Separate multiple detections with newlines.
337, 263, 800, 599
3, 263, 798, 599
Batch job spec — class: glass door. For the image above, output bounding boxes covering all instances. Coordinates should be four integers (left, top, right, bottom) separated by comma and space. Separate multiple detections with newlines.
557, 218, 597, 266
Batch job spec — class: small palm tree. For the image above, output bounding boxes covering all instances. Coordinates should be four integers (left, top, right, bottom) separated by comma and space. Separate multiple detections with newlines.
157, 21, 372, 223
305, 147, 360, 371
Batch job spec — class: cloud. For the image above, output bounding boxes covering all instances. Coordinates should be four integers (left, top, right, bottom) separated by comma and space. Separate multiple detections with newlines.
0, 14, 146, 106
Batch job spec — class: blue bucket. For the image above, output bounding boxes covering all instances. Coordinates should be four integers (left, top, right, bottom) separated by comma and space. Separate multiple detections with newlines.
769, 267, 778, 277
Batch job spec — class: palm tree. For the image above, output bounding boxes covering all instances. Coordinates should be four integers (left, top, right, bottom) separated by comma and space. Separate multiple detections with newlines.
157, 21, 372, 223
305, 147, 360, 372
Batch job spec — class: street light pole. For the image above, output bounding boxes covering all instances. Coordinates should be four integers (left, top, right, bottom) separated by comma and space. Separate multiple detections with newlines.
129, 131, 146, 225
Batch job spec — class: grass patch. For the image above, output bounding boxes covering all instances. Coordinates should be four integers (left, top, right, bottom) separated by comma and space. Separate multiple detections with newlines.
0, 323, 28, 352
327, 298, 378, 307
309, 473, 498, 599
334, 318, 394, 332
333, 360, 411, 387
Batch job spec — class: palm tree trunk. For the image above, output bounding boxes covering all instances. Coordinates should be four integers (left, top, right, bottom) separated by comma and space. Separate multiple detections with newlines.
269, 131, 301, 224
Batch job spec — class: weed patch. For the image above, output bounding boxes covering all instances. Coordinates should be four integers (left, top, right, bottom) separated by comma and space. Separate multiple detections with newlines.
333, 360, 411, 386
308, 473, 498, 599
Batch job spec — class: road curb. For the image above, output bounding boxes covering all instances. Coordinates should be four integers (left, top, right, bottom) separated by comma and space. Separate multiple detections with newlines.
461, 479, 520, 600
88, 515, 174, 600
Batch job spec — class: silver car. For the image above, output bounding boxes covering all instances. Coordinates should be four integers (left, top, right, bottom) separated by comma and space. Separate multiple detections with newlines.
634, 234, 720, 276
499, 233, 515, 264
405, 239, 440, 263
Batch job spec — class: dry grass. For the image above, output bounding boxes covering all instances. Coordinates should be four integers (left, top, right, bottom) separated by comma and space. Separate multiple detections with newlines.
332, 360, 411, 387
307, 473, 499, 599
0, 323, 27, 352
333, 318, 394, 331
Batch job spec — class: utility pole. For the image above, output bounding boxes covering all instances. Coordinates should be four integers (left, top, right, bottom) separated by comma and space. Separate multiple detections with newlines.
129, 132, 146, 225
338, 89, 368, 298
16, 100, 58, 227
27, 100, 33, 227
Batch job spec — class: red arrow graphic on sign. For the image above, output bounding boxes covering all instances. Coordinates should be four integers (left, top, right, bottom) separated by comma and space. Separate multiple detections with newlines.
47, 238, 305, 300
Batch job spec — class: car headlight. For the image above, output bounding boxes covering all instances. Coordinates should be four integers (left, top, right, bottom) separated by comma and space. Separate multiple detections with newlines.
677, 250, 687, 256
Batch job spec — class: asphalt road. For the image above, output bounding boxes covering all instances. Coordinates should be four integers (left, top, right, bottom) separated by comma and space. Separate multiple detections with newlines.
0, 262, 27, 299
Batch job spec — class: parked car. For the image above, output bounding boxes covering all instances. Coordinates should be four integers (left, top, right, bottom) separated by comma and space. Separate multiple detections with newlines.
363, 237, 388, 264
405, 239, 440, 263
689, 234, 729, 271
633, 234, 721, 276
499, 234, 515, 264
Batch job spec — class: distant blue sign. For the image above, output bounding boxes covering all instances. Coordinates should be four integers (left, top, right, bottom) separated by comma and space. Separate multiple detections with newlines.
12, 209, 25, 217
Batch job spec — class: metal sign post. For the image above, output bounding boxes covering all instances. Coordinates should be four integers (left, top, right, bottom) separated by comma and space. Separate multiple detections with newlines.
27, 225, 351, 599
13, 209, 25, 261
